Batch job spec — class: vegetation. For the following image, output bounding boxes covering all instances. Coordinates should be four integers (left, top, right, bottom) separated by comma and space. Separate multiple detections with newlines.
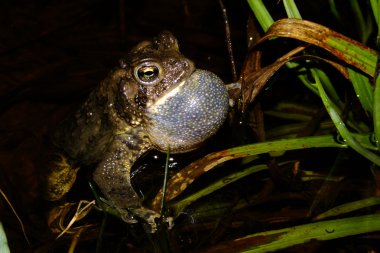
157, 1, 380, 252
2, 0, 380, 252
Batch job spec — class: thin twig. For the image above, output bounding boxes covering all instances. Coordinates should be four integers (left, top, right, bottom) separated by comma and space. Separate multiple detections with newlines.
218, 0, 238, 81
0, 188, 30, 246
161, 146, 171, 212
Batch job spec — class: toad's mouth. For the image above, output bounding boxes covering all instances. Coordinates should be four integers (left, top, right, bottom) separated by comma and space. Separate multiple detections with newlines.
148, 81, 186, 108
145, 70, 195, 110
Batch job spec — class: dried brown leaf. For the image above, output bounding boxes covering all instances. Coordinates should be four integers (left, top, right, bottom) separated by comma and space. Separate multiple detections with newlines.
259, 19, 377, 76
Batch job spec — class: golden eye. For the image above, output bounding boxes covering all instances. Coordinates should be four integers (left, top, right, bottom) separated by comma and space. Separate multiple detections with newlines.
133, 62, 163, 85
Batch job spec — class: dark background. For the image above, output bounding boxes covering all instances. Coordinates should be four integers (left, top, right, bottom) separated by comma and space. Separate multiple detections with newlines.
0, 0, 369, 252
0, 0, 248, 251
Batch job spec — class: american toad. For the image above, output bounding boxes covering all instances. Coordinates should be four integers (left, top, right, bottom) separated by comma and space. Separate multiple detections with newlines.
45, 31, 229, 231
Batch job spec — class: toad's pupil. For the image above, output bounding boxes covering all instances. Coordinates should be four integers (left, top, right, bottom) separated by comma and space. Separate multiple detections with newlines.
138, 66, 159, 81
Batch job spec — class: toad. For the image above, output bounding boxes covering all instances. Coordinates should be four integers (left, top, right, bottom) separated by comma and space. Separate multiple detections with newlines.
45, 31, 229, 231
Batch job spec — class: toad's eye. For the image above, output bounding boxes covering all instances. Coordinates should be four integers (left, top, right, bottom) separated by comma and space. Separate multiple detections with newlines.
134, 62, 164, 85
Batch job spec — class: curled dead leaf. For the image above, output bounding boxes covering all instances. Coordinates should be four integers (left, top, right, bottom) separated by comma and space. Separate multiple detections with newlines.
241, 18, 377, 111
47, 200, 96, 238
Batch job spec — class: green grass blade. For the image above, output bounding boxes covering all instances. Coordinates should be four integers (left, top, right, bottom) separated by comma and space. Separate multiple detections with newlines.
329, 0, 342, 23
311, 69, 369, 133
348, 68, 374, 115
0, 223, 10, 253
371, 0, 380, 148
372, 0, 380, 47
246, 0, 274, 32
238, 214, 380, 252
225, 135, 345, 156
264, 110, 313, 121
247, 4, 345, 105
370, 0, 380, 33
313, 69, 380, 165
285, 27, 344, 118
314, 196, 380, 220
266, 121, 335, 139
247, 3, 320, 96
153, 135, 348, 209
283, 0, 302, 19
325, 35, 377, 76
171, 164, 268, 215
313, 68, 344, 109
351, 132, 379, 150
350, 0, 372, 43
374, 75, 380, 148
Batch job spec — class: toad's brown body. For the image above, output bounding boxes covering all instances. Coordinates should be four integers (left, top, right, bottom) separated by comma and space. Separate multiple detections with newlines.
45, 32, 229, 231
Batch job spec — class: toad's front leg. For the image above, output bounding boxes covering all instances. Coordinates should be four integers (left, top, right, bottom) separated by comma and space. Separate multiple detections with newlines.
92, 133, 165, 232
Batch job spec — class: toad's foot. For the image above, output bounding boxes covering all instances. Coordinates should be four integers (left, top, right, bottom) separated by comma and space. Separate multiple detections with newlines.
123, 206, 174, 233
